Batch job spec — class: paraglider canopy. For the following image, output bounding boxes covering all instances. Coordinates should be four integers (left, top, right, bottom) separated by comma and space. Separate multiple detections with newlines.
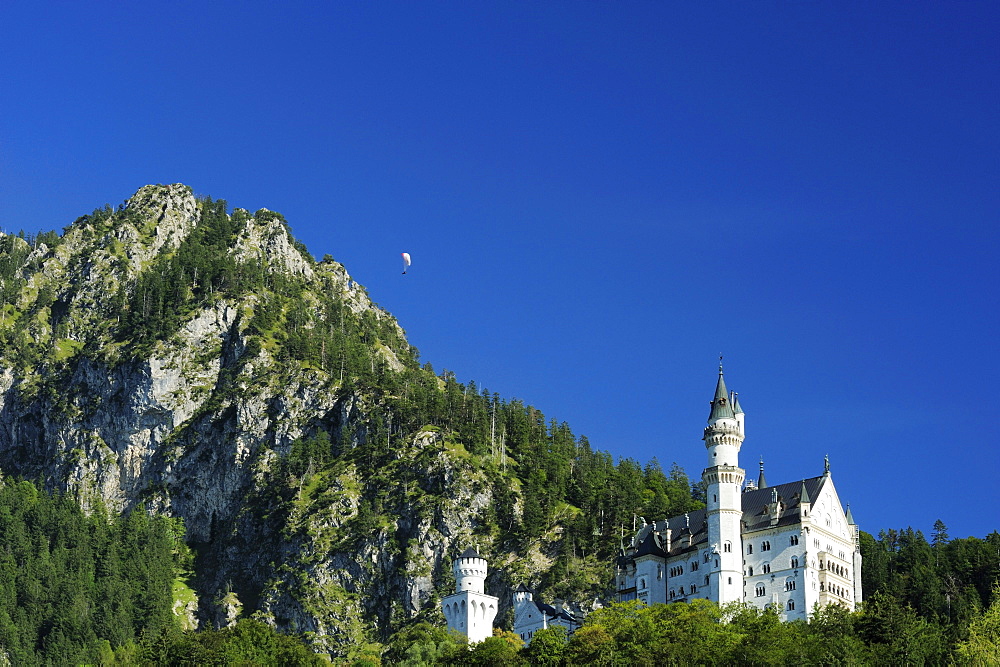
401, 252, 411, 274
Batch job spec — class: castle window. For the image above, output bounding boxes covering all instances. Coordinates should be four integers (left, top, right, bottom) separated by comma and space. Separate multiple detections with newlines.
790, 535, 799, 546
691, 561, 698, 571
679, 586, 685, 595
747, 544, 753, 554
791, 557, 799, 568
762, 541, 771, 551
785, 580, 796, 591
669, 590, 675, 599
756, 585, 766, 597
691, 584, 697, 593
763, 563, 771, 574
724, 541, 732, 553
787, 600, 795, 611
747, 566, 754, 576
704, 552, 711, 563
658, 565, 663, 580
728, 577, 732, 585
704, 575, 709, 586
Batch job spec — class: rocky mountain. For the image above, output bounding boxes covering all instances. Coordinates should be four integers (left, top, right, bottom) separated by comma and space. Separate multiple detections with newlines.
0, 185, 699, 657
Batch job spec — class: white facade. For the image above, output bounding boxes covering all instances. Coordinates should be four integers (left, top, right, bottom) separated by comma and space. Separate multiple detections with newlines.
616, 368, 862, 620
441, 548, 498, 643
512, 586, 584, 645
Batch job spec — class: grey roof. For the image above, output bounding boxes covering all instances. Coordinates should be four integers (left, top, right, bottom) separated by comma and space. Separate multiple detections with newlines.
532, 600, 579, 623
620, 475, 830, 566
516, 583, 533, 593
634, 528, 668, 558
732, 392, 744, 415
845, 504, 855, 524
741, 476, 827, 532
458, 547, 481, 559
708, 370, 736, 422
757, 459, 768, 489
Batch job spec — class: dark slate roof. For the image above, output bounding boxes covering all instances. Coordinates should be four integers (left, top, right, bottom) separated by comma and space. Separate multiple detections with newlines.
634, 527, 668, 558
741, 476, 827, 532
620, 475, 829, 565
533, 600, 578, 623
458, 547, 481, 559
708, 371, 736, 421
516, 583, 532, 593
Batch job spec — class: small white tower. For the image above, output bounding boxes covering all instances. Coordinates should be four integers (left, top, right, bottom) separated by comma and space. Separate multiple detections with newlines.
441, 548, 498, 643
701, 362, 746, 604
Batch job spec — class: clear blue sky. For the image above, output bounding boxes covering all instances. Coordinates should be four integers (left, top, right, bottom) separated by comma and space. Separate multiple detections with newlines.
3, 2, 998, 540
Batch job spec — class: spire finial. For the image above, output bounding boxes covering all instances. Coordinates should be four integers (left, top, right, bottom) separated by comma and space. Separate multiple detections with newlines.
824, 454, 830, 475
757, 457, 767, 489
719, 354, 724, 373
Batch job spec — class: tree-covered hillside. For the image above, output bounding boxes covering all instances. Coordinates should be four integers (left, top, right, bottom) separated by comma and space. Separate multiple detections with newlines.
3, 185, 995, 663
0, 185, 702, 659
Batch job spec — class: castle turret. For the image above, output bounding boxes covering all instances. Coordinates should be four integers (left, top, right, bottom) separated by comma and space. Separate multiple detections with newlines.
441, 548, 498, 643
454, 547, 488, 593
701, 363, 745, 604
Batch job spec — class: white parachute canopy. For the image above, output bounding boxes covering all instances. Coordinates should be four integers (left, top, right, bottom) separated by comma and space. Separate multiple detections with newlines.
401, 252, 411, 274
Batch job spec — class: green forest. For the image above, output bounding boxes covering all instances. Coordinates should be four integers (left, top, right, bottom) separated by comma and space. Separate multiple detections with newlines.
0, 193, 998, 664
1, 470, 997, 664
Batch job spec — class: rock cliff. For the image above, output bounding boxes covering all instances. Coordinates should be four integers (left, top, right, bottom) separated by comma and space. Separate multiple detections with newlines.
0, 185, 542, 655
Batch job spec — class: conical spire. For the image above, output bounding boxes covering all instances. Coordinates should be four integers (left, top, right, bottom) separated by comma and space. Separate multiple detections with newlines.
732, 392, 743, 415
799, 480, 811, 504
708, 362, 736, 422
757, 458, 767, 489
846, 504, 856, 525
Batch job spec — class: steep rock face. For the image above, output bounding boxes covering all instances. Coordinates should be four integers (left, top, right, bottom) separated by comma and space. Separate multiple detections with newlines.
0, 185, 523, 653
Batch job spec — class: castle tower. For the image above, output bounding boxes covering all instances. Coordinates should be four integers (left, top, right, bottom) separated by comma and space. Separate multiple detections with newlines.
701, 364, 746, 604
441, 548, 498, 643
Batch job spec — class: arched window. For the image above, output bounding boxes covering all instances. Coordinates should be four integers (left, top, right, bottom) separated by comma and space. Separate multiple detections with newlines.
747, 566, 754, 576
724, 541, 732, 553
756, 585, 765, 597
791, 557, 799, 568
787, 600, 795, 611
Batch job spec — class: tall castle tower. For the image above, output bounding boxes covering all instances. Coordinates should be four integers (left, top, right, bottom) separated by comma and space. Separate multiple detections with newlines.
441, 548, 498, 643
701, 363, 746, 604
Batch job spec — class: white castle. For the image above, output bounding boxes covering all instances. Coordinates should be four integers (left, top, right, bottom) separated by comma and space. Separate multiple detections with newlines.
615, 365, 862, 618
442, 365, 862, 643
441, 548, 498, 643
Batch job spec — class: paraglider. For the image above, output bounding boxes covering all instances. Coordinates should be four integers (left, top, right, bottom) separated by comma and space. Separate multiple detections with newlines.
401, 252, 411, 274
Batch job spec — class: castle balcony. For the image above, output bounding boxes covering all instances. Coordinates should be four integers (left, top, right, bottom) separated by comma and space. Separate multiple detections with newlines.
703, 465, 746, 485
